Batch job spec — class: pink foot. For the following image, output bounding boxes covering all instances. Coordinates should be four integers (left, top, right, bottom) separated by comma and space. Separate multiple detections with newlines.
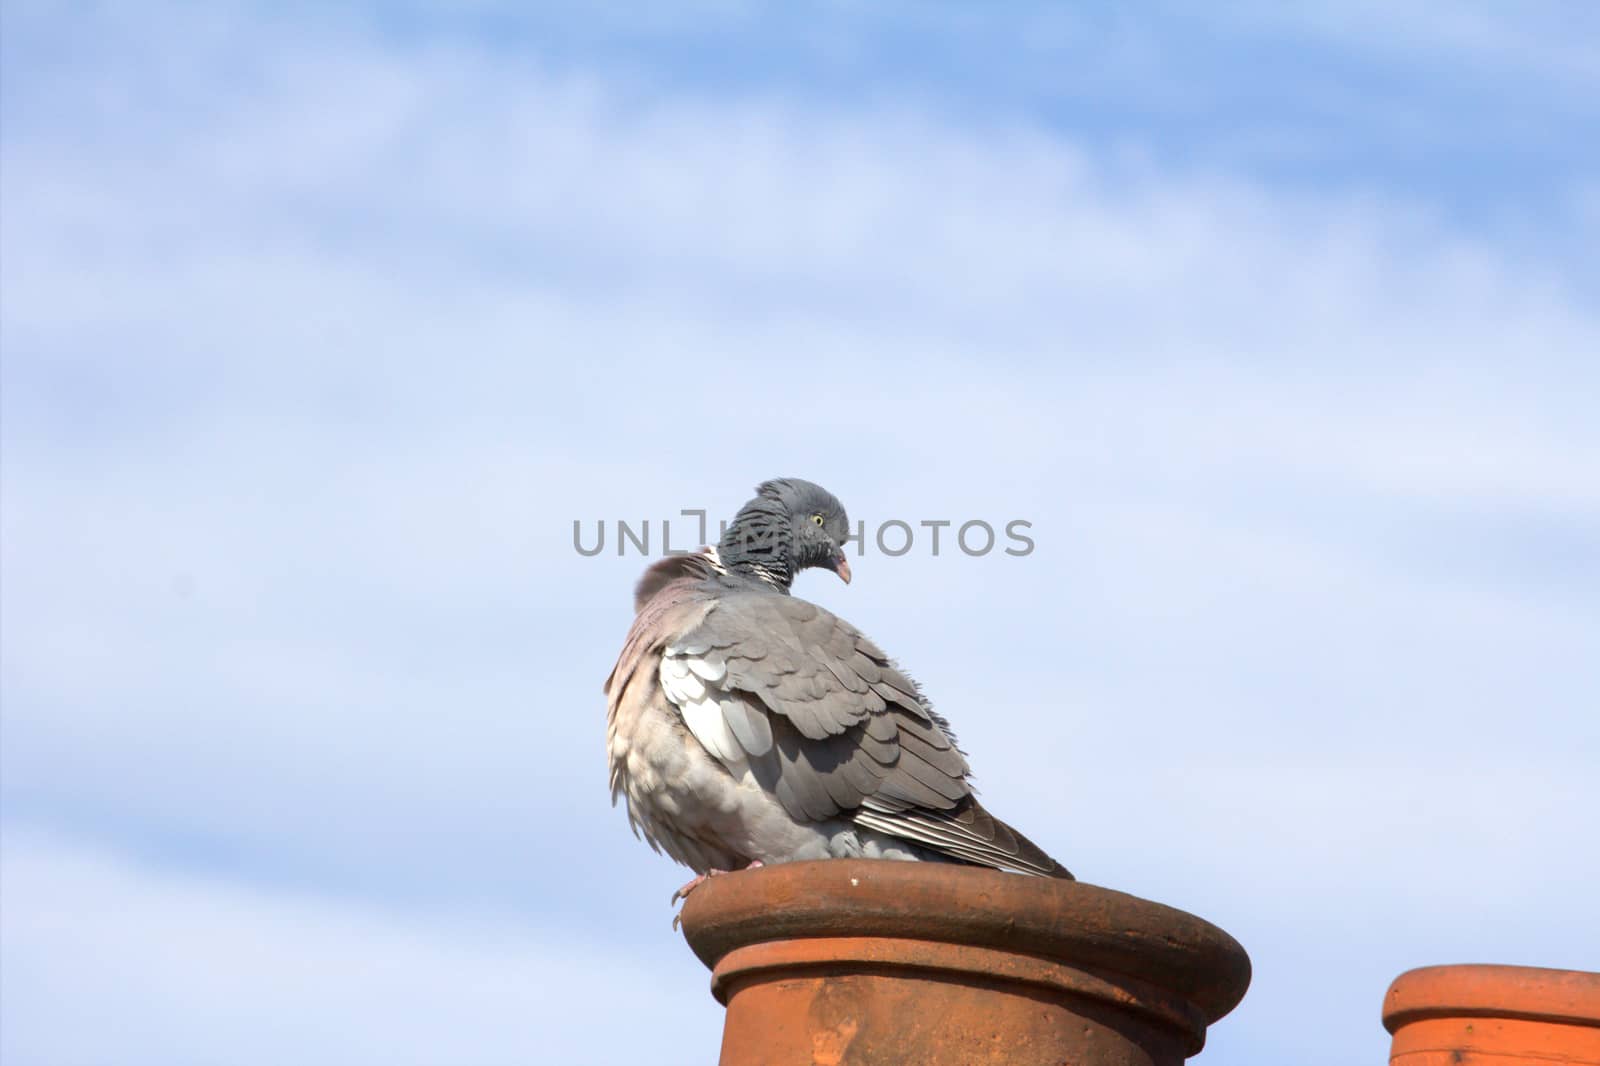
670, 861, 765, 929
670, 868, 726, 906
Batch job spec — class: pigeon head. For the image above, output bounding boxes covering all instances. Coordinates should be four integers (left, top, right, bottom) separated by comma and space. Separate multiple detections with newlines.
718, 478, 852, 590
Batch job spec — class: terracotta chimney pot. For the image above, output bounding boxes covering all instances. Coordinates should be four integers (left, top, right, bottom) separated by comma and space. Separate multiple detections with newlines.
1383, 964, 1600, 1066
678, 859, 1250, 1065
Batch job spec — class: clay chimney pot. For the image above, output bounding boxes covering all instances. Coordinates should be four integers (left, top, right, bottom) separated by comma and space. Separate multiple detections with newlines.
1383, 963, 1600, 1066
678, 859, 1250, 1065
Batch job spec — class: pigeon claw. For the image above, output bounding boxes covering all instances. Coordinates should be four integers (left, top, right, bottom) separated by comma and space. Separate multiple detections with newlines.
670, 869, 725, 907
669, 861, 766, 929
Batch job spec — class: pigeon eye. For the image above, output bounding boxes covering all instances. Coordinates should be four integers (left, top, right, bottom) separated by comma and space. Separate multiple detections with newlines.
811, 513, 825, 526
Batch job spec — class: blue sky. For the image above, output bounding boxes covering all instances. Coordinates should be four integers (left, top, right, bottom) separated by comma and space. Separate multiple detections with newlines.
2, 2, 1597, 1063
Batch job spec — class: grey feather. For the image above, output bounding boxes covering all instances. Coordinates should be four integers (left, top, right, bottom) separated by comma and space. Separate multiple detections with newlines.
604, 492, 1072, 882
720, 695, 773, 757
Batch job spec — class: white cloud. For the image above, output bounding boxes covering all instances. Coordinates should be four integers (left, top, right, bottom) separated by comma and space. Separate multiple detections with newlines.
1228, 1, 1600, 90
0, 826, 722, 1066
3, 4, 1596, 1065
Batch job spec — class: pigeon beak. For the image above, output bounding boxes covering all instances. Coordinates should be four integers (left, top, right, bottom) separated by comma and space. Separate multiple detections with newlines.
832, 552, 852, 584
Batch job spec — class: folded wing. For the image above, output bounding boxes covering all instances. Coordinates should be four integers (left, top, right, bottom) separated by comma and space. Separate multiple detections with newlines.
661, 590, 1070, 878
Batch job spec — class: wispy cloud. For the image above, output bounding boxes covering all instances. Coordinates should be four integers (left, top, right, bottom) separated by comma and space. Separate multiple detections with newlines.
3, 3, 1596, 1065
0, 827, 721, 1066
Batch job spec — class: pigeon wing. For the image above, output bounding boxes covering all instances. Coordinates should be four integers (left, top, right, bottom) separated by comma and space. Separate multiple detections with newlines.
667, 590, 1070, 878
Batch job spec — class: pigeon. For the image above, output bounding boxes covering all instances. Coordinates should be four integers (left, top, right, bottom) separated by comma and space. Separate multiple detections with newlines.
604, 478, 1072, 900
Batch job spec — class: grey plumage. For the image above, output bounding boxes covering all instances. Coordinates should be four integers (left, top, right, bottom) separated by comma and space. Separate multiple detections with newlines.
604, 479, 1072, 881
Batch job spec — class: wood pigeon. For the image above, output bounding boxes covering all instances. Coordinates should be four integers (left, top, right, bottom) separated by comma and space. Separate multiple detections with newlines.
605, 478, 1071, 899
